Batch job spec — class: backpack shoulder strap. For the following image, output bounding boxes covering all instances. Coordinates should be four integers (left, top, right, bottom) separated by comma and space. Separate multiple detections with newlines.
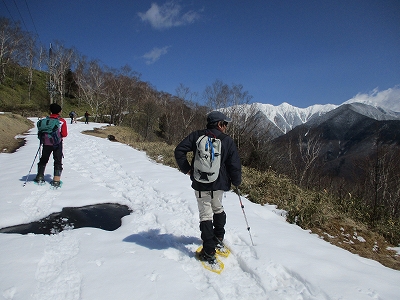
37, 116, 49, 129
205, 130, 216, 138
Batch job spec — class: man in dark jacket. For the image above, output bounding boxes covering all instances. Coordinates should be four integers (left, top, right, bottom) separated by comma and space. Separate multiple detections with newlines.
174, 111, 242, 262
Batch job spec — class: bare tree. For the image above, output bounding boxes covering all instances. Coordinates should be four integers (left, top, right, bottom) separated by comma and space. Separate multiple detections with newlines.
22, 34, 37, 101
48, 42, 75, 105
128, 81, 161, 140
223, 84, 253, 145
74, 57, 107, 121
202, 80, 276, 165
104, 65, 140, 125
358, 142, 400, 226
203, 79, 231, 110
0, 18, 25, 83
280, 128, 323, 186
175, 84, 199, 136
296, 129, 323, 186
37, 45, 45, 71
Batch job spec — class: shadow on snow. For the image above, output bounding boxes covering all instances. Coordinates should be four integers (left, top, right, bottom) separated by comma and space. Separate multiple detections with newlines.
123, 229, 201, 256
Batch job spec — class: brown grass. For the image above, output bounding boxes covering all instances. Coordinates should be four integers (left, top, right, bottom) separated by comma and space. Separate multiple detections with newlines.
0, 113, 34, 153
312, 220, 400, 270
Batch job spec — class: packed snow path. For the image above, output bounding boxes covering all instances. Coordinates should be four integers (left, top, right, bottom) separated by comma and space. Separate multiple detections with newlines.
0, 120, 399, 300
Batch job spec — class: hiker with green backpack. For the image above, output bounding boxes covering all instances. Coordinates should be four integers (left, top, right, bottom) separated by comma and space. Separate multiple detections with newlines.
34, 103, 68, 187
174, 111, 242, 263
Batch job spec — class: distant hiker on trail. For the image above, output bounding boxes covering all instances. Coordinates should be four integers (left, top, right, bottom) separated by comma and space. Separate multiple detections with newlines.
174, 111, 242, 264
84, 111, 90, 124
69, 111, 76, 124
34, 103, 68, 188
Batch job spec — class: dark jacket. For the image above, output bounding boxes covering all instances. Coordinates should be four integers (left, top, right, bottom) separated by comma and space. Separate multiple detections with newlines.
174, 128, 242, 191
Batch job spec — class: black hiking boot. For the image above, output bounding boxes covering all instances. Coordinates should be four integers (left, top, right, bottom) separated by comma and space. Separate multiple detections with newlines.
34, 175, 45, 184
34, 165, 46, 184
214, 236, 225, 250
197, 249, 217, 264
50, 180, 61, 188
214, 236, 229, 256
214, 236, 223, 246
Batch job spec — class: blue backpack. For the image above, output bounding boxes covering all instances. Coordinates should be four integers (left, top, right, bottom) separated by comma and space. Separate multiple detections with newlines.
37, 117, 62, 147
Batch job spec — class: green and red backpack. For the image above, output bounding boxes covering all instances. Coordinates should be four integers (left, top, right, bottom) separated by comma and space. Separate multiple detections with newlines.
37, 117, 62, 147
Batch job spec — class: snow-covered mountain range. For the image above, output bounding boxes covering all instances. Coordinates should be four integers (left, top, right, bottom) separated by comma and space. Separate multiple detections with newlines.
244, 87, 400, 136
251, 102, 337, 135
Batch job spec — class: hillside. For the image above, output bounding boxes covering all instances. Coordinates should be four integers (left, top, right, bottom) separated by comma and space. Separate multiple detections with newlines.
0, 68, 49, 113
0, 113, 34, 153
270, 104, 400, 179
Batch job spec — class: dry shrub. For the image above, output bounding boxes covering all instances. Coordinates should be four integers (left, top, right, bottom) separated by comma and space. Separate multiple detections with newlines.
240, 166, 400, 270
241, 166, 335, 228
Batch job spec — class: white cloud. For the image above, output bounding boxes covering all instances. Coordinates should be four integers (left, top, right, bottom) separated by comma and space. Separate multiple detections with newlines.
142, 46, 171, 65
138, 2, 200, 30
344, 85, 400, 112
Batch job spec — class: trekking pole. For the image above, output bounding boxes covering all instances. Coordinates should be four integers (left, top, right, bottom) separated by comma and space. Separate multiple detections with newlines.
235, 186, 255, 246
23, 144, 41, 187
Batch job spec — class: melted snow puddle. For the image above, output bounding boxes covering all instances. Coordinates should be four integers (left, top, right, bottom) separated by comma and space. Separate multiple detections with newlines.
0, 203, 131, 235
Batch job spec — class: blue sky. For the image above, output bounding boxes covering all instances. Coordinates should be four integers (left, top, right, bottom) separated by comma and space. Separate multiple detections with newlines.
2, 0, 399, 107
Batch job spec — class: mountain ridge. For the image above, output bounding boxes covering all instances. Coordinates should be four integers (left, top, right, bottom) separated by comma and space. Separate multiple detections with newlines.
244, 97, 400, 136
266, 102, 400, 181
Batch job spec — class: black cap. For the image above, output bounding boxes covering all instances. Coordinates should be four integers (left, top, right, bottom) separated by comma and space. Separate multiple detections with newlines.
207, 111, 232, 124
49, 103, 62, 114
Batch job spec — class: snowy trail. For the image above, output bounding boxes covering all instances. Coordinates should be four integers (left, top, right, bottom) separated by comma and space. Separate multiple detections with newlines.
33, 232, 81, 300
64, 126, 294, 299
1, 120, 400, 300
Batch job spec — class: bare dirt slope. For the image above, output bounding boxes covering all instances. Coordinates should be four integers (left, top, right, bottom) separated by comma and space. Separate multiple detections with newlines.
0, 113, 34, 153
